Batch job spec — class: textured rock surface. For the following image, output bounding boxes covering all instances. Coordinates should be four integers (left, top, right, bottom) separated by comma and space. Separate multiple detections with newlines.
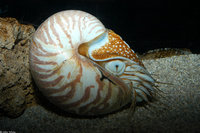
0, 17, 35, 117
0, 18, 34, 49
139, 48, 192, 60
0, 54, 199, 133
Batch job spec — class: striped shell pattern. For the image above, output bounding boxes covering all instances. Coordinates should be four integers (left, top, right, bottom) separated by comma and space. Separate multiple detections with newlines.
30, 10, 156, 115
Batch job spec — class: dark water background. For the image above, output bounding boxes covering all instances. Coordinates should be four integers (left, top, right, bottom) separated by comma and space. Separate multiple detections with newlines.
1, 0, 200, 54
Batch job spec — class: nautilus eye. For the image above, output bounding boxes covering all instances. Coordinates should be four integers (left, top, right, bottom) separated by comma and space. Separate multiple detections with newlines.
30, 10, 157, 116
105, 60, 125, 76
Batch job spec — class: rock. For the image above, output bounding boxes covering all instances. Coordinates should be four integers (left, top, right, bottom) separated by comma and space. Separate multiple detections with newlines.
0, 17, 36, 117
139, 48, 192, 60
0, 85, 25, 117
0, 54, 199, 133
0, 18, 34, 49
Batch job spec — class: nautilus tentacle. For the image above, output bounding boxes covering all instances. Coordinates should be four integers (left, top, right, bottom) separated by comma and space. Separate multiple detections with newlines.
30, 10, 156, 115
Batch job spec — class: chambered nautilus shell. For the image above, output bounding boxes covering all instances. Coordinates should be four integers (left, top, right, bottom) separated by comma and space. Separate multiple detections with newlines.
30, 10, 157, 115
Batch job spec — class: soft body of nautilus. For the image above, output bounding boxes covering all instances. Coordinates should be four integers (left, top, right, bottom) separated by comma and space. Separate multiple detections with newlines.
30, 10, 156, 115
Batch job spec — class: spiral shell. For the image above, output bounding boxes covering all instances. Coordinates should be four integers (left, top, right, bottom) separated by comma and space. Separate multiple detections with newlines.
30, 10, 156, 115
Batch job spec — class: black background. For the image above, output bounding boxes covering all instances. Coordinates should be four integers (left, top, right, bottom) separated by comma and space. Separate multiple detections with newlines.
1, 0, 200, 53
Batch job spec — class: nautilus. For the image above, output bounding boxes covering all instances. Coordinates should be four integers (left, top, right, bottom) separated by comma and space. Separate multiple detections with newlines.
30, 10, 157, 115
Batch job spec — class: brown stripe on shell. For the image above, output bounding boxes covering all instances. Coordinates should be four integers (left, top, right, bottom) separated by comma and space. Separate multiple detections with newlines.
78, 14, 83, 42
61, 85, 94, 108
58, 15, 74, 48
32, 40, 60, 57
31, 43, 59, 57
37, 75, 64, 88
90, 81, 112, 114
71, 14, 76, 30
41, 23, 56, 46
88, 23, 103, 34
50, 16, 64, 48
31, 54, 57, 65
87, 17, 97, 23
34, 28, 48, 45
95, 28, 106, 35
82, 16, 87, 30
45, 59, 82, 103
34, 63, 63, 79
32, 41, 48, 53
98, 82, 112, 110
56, 15, 68, 30
30, 61, 52, 73
67, 72, 71, 79
79, 74, 103, 113
48, 84, 76, 104
59, 14, 70, 32
87, 21, 99, 28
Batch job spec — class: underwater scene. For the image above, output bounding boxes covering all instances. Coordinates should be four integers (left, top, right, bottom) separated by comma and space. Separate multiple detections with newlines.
0, 0, 200, 133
